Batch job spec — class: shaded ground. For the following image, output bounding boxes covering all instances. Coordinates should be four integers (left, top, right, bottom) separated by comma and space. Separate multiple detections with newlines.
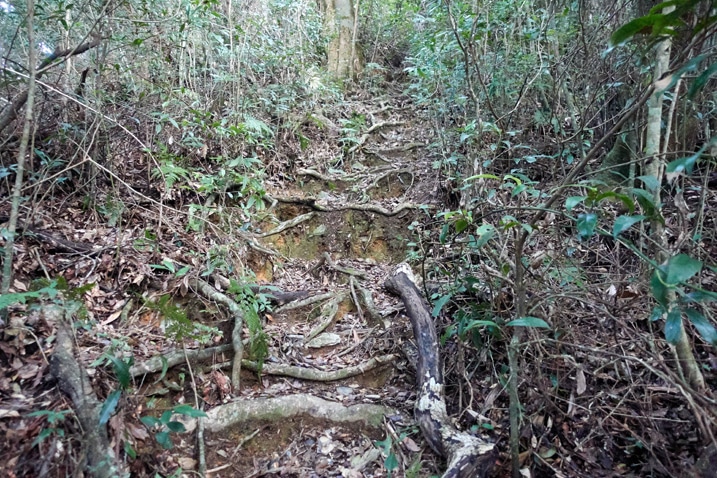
1, 80, 716, 478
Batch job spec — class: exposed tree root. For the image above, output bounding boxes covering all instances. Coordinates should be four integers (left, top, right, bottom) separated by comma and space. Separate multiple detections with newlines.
256, 212, 315, 238
130, 344, 234, 378
274, 291, 336, 313
239, 354, 396, 381
312, 252, 366, 279
209, 275, 311, 305
203, 393, 395, 433
297, 168, 360, 182
348, 121, 405, 154
267, 194, 416, 216
133, 344, 394, 382
350, 278, 383, 325
384, 263, 495, 478
47, 306, 123, 478
193, 279, 245, 390
306, 292, 347, 342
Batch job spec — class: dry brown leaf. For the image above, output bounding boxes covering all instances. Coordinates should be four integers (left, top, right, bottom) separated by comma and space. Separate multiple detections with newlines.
576, 368, 587, 395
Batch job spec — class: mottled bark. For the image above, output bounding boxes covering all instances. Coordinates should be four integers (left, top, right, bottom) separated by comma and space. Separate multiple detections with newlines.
385, 263, 495, 478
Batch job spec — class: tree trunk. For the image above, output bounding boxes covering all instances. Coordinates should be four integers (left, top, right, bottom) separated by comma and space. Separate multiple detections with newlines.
643, 5, 705, 391
323, 0, 356, 79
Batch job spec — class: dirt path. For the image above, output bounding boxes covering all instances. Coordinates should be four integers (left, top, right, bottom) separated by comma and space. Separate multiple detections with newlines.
196, 92, 445, 476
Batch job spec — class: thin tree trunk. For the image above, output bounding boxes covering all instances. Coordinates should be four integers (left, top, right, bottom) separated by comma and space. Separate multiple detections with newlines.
643, 5, 704, 391
1, 0, 37, 299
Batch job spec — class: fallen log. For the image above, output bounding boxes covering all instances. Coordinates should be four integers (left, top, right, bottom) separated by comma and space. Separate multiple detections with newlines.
384, 263, 495, 478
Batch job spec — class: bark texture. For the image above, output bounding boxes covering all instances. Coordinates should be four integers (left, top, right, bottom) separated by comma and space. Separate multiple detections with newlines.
385, 263, 495, 478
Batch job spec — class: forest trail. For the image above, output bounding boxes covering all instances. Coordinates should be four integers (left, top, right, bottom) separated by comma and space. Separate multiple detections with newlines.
209, 89, 448, 476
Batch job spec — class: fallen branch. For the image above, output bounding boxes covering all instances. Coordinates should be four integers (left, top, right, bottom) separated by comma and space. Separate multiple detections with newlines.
203, 393, 395, 432
384, 263, 495, 478
47, 306, 123, 478
0, 35, 102, 133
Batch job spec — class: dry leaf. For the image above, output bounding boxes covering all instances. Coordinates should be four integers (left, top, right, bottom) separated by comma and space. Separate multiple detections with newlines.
576, 368, 587, 395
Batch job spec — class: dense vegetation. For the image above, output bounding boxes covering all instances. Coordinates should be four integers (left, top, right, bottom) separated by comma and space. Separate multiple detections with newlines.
1, 0, 716, 477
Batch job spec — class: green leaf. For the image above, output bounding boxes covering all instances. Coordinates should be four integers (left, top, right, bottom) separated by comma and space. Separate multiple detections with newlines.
384, 452, 399, 471
576, 213, 597, 240
473, 224, 496, 249
455, 218, 469, 234
166, 421, 186, 433
636, 175, 660, 192
610, 14, 663, 46
107, 355, 132, 390
464, 173, 500, 182
684, 290, 717, 303
666, 151, 700, 177
613, 215, 645, 237
439, 223, 449, 244
374, 437, 392, 452
684, 309, 717, 345
156, 431, 173, 449
507, 317, 550, 328
160, 410, 173, 424
431, 294, 452, 318
688, 60, 717, 98
565, 196, 586, 212
124, 440, 137, 459
595, 191, 635, 213
631, 188, 661, 222
664, 308, 683, 344
650, 305, 665, 322
665, 254, 702, 285
140, 416, 160, 428
651, 270, 669, 307
99, 390, 121, 425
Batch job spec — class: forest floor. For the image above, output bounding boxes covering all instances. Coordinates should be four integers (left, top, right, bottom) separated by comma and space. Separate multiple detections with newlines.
1, 78, 715, 478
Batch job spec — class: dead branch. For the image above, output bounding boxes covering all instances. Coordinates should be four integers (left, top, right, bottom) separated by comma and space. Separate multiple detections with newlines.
0, 35, 102, 133
47, 306, 123, 478
384, 263, 495, 478
203, 393, 396, 433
